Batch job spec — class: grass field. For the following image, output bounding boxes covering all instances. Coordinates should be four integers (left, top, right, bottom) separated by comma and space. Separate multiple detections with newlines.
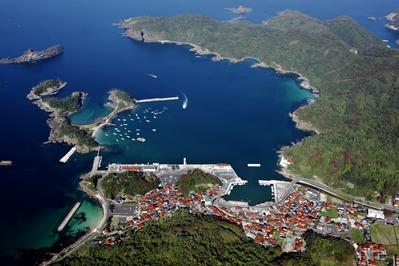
370, 224, 398, 245
321, 207, 339, 218
351, 229, 365, 244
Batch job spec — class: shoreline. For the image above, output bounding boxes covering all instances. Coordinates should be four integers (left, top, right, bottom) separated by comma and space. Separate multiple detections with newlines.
121, 33, 326, 195
123, 33, 321, 144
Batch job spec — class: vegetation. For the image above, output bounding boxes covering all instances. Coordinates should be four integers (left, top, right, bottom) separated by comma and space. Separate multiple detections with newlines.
57, 119, 97, 148
102, 171, 159, 199
47, 92, 83, 113
281, 233, 354, 266
122, 11, 399, 198
58, 210, 353, 266
370, 224, 398, 245
351, 229, 365, 244
176, 169, 220, 195
321, 207, 339, 218
109, 89, 135, 110
32, 79, 64, 95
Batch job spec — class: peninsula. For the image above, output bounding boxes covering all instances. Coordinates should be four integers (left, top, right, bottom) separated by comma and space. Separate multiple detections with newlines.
27, 81, 136, 153
0, 44, 63, 64
120, 11, 399, 200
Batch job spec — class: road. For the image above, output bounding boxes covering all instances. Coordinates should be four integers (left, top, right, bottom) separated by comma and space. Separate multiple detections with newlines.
42, 175, 110, 265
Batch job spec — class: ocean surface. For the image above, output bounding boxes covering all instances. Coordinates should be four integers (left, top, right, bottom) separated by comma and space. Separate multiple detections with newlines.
0, 0, 398, 264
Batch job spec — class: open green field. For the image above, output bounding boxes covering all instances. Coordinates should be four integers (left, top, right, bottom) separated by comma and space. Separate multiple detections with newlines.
351, 229, 365, 244
370, 224, 398, 245
321, 207, 339, 218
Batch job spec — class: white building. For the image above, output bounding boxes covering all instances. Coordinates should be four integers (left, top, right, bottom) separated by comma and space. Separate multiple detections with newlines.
367, 209, 385, 220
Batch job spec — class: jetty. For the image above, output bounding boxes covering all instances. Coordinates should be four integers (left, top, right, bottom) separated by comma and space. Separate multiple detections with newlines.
57, 202, 81, 232
59, 146, 77, 163
135, 96, 179, 103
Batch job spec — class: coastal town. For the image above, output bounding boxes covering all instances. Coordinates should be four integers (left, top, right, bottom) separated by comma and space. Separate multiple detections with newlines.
63, 155, 399, 266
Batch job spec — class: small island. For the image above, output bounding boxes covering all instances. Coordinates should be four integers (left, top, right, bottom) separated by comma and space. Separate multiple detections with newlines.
0, 160, 13, 166
385, 8, 399, 31
0, 44, 63, 64
27, 80, 136, 153
225, 5, 252, 15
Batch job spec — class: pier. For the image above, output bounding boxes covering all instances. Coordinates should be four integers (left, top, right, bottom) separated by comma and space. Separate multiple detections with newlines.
135, 96, 179, 103
59, 146, 77, 163
57, 202, 81, 232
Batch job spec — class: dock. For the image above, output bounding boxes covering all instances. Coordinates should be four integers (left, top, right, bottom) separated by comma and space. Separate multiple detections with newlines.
258, 180, 290, 203
57, 202, 81, 232
59, 146, 77, 163
135, 96, 179, 103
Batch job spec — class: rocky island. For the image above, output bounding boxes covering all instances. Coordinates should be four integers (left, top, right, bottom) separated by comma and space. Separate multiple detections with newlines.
120, 11, 399, 200
385, 8, 399, 31
0, 160, 13, 166
27, 80, 136, 153
0, 44, 63, 64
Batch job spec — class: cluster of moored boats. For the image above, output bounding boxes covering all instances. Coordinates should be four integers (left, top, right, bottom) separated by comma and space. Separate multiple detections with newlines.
103, 107, 165, 143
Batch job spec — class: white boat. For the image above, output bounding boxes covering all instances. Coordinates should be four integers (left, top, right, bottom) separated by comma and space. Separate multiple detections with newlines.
113, 133, 117, 135
116, 139, 119, 142
147, 73, 158, 79
136, 133, 140, 135
153, 116, 157, 119
182, 92, 188, 109
131, 138, 136, 141
247, 163, 261, 167
152, 129, 157, 132
145, 120, 150, 123
136, 129, 140, 131
121, 138, 125, 140
128, 130, 131, 133
105, 133, 109, 136
137, 137, 146, 142
127, 136, 131, 138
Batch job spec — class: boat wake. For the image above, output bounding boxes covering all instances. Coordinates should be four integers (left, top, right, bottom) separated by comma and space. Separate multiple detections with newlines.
146, 73, 158, 79
181, 92, 188, 109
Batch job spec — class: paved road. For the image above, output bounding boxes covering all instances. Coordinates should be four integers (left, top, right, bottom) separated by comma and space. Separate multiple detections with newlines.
42, 175, 110, 265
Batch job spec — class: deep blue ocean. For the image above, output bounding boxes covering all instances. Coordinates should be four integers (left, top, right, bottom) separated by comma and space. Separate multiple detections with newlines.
0, 0, 398, 264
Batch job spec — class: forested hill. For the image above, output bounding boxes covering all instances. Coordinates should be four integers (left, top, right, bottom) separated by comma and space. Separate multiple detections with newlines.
120, 11, 399, 199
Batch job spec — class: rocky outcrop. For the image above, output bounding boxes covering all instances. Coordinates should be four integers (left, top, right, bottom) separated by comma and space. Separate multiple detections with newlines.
0, 44, 63, 64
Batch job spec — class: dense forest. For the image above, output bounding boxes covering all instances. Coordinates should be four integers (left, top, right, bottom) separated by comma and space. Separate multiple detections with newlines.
176, 169, 220, 195
58, 210, 354, 266
102, 171, 160, 199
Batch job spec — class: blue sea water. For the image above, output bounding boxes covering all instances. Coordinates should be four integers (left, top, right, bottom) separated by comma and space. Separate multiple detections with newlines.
0, 0, 398, 264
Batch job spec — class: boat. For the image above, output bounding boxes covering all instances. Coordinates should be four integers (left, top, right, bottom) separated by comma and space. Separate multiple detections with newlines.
146, 73, 158, 79
116, 139, 119, 142
105, 133, 109, 136
152, 129, 157, 132
137, 137, 146, 142
145, 120, 150, 123
182, 92, 188, 109
121, 138, 125, 140
136, 133, 140, 135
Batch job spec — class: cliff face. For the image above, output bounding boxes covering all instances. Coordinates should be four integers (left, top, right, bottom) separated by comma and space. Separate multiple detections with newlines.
0, 44, 63, 64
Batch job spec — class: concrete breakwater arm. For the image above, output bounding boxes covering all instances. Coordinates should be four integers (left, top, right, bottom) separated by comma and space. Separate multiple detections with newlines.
57, 202, 81, 232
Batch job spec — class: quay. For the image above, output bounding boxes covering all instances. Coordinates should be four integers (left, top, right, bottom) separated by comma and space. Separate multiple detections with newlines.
135, 96, 179, 103
59, 146, 77, 163
57, 202, 81, 232
258, 180, 290, 203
